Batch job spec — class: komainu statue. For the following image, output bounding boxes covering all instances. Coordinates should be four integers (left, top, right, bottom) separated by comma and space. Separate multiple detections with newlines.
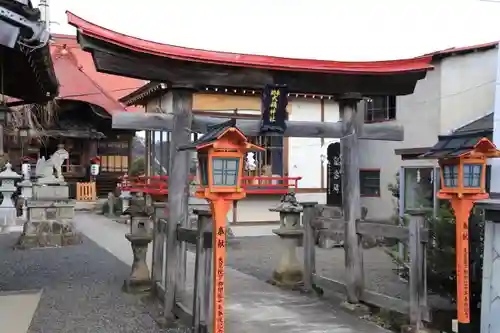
35, 145, 69, 183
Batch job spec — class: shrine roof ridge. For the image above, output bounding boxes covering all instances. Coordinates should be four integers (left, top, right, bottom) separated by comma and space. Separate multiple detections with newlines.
66, 11, 434, 75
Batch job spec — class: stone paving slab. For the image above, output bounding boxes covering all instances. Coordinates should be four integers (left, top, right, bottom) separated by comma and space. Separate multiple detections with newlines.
77, 213, 390, 333
0, 290, 41, 333
223, 261, 390, 333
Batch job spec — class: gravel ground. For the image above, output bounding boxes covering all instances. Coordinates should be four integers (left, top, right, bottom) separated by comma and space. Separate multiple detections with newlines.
0, 232, 168, 333
226, 236, 409, 299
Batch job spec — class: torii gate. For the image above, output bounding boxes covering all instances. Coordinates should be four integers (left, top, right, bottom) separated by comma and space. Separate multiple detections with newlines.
67, 11, 434, 313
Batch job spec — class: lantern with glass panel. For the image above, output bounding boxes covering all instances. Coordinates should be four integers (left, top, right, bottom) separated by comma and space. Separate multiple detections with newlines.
179, 119, 264, 201
439, 158, 486, 197
422, 137, 500, 198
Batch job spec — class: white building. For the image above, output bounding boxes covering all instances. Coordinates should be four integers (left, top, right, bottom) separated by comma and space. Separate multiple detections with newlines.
364, 42, 498, 219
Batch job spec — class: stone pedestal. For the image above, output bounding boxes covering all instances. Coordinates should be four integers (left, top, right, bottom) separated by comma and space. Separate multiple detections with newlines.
272, 229, 304, 286
120, 190, 132, 213
0, 163, 22, 233
123, 233, 153, 293
19, 179, 33, 221
188, 196, 210, 228
400, 325, 432, 333
106, 192, 116, 217
17, 182, 80, 249
270, 193, 304, 287
316, 205, 344, 248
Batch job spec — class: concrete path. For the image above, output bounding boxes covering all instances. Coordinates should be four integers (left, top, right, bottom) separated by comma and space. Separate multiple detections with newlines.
0, 290, 41, 333
75, 213, 390, 333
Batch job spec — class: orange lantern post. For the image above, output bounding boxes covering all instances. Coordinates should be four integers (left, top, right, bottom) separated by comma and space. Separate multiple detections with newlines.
179, 119, 264, 333
426, 137, 500, 331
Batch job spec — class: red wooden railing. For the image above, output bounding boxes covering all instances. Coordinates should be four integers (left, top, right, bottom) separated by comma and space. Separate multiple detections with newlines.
118, 175, 170, 195
241, 176, 301, 194
118, 175, 301, 195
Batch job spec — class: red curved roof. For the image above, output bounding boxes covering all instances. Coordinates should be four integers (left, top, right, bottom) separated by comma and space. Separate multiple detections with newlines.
51, 34, 144, 113
67, 11, 433, 75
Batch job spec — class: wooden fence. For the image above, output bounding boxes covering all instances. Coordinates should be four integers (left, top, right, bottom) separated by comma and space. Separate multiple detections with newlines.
302, 203, 429, 328
76, 182, 97, 201
152, 203, 213, 332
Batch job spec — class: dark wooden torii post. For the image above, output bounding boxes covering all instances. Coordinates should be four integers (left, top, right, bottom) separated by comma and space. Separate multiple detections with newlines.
67, 10, 434, 313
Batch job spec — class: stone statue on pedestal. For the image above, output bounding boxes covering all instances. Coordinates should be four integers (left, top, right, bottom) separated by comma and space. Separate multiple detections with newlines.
16, 144, 79, 249
35, 144, 69, 184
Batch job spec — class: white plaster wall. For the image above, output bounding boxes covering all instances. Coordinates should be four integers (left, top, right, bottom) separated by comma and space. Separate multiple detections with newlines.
323, 100, 340, 123
440, 48, 497, 134
359, 48, 498, 220
359, 62, 442, 220
288, 99, 322, 189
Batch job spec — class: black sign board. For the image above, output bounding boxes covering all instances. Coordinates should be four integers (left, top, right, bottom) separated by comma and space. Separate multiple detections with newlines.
326, 142, 342, 207
260, 84, 288, 134
98, 141, 129, 155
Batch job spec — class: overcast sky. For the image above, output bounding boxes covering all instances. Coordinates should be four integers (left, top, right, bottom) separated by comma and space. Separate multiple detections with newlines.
35, 0, 500, 61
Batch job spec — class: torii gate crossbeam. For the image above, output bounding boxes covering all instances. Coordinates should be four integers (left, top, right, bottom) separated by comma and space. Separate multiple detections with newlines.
112, 111, 404, 141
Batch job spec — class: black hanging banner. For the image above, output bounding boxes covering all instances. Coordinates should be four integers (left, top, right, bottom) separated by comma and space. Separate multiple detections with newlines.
260, 84, 288, 134
326, 142, 342, 207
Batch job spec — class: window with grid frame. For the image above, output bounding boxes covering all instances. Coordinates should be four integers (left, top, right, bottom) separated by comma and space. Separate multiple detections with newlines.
365, 96, 396, 123
212, 157, 239, 186
463, 164, 483, 188
360, 169, 381, 197
443, 164, 459, 188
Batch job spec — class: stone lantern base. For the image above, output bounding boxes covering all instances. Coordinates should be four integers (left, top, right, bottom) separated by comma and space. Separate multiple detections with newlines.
122, 233, 153, 294
17, 218, 82, 249
271, 229, 303, 287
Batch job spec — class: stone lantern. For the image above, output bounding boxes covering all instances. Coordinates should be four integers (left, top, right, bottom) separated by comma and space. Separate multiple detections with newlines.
270, 192, 304, 287
18, 161, 33, 221
122, 194, 154, 293
0, 162, 22, 232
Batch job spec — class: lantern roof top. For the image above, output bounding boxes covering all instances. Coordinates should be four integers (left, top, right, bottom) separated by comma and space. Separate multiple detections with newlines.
421, 135, 500, 159
178, 119, 264, 152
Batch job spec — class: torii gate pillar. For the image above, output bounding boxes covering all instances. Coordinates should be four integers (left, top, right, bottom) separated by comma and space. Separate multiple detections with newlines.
338, 92, 364, 304
164, 88, 194, 318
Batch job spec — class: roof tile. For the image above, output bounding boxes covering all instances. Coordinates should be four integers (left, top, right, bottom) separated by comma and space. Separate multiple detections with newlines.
50, 34, 144, 113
